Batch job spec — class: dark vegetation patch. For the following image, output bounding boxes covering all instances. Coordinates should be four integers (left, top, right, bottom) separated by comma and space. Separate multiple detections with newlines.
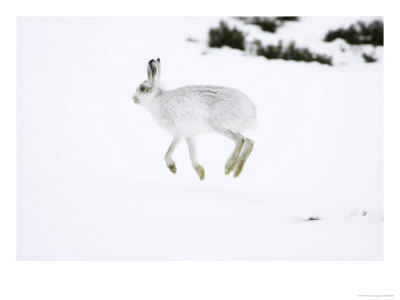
208, 21, 246, 50
252, 40, 333, 66
237, 16, 299, 33
324, 20, 383, 46
306, 216, 321, 221
276, 16, 299, 22
207, 18, 386, 66
362, 52, 378, 63
208, 21, 332, 65
186, 37, 198, 43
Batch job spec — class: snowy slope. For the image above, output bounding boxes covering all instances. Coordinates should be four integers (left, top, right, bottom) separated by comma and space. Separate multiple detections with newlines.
17, 17, 383, 260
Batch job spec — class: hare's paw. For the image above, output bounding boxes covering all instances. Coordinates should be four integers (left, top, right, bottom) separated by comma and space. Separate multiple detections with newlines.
194, 164, 205, 181
167, 161, 177, 174
233, 159, 245, 177
225, 138, 245, 175
225, 152, 241, 175
225, 159, 236, 175
233, 140, 254, 178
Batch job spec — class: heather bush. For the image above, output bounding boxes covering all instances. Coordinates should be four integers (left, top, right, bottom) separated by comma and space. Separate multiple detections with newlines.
276, 16, 299, 22
362, 52, 378, 63
238, 16, 299, 33
253, 40, 333, 65
208, 21, 246, 50
324, 20, 383, 46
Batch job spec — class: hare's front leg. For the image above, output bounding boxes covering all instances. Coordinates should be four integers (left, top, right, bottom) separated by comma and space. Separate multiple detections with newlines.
186, 137, 205, 181
164, 136, 181, 174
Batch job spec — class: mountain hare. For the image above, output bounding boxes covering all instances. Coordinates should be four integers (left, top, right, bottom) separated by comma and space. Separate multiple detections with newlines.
132, 58, 257, 180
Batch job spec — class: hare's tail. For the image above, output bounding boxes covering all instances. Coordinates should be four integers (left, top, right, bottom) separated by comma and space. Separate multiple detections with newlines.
246, 119, 259, 130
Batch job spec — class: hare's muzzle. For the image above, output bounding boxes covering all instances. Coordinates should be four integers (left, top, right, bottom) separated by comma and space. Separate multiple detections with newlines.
132, 95, 140, 104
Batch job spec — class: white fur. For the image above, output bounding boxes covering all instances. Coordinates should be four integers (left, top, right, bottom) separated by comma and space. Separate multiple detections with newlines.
132, 59, 257, 180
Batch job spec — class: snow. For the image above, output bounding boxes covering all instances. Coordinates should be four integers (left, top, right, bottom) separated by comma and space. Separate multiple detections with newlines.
17, 17, 383, 260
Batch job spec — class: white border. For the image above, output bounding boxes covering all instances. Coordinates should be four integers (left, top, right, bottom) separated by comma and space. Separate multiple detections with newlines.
1, 0, 399, 299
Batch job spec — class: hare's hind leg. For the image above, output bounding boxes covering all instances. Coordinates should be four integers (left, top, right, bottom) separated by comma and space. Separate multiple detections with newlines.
233, 137, 254, 177
165, 136, 181, 174
225, 134, 245, 175
186, 137, 205, 180
207, 122, 245, 175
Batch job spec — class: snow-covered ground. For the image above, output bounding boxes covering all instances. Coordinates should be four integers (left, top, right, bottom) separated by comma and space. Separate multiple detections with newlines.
17, 17, 383, 260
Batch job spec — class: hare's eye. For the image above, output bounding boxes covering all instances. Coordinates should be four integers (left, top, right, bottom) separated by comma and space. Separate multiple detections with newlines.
140, 85, 146, 92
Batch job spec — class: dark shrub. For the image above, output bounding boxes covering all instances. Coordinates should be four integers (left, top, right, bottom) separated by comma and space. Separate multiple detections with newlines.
324, 20, 383, 46
307, 216, 321, 221
362, 52, 378, 63
254, 39, 283, 59
238, 17, 279, 32
252, 40, 333, 66
238, 16, 299, 33
276, 16, 299, 22
253, 17, 279, 32
208, 21, 246, 50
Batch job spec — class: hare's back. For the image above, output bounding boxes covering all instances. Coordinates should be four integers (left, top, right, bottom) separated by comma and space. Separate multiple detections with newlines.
162, 85, 257, 132
196, 85, 257, 130
172, 85, 255, 112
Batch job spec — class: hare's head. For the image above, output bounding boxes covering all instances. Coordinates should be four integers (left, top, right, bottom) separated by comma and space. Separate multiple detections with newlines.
132, 58, 165, 106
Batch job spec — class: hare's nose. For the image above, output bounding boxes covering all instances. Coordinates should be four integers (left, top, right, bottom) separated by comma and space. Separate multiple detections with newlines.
132, 95, 140, 104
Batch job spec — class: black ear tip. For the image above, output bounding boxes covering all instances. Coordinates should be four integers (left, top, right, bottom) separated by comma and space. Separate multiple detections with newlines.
148, 59, 155, 64
157, 58, 160, 62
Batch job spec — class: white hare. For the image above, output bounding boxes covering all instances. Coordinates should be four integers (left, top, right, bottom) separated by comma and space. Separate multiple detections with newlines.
132, 58, 257, 180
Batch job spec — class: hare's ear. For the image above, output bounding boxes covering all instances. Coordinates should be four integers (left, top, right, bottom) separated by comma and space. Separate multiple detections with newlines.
147, 59, 160, 82
147, 59, 155, 80
155, 58, 161, 79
